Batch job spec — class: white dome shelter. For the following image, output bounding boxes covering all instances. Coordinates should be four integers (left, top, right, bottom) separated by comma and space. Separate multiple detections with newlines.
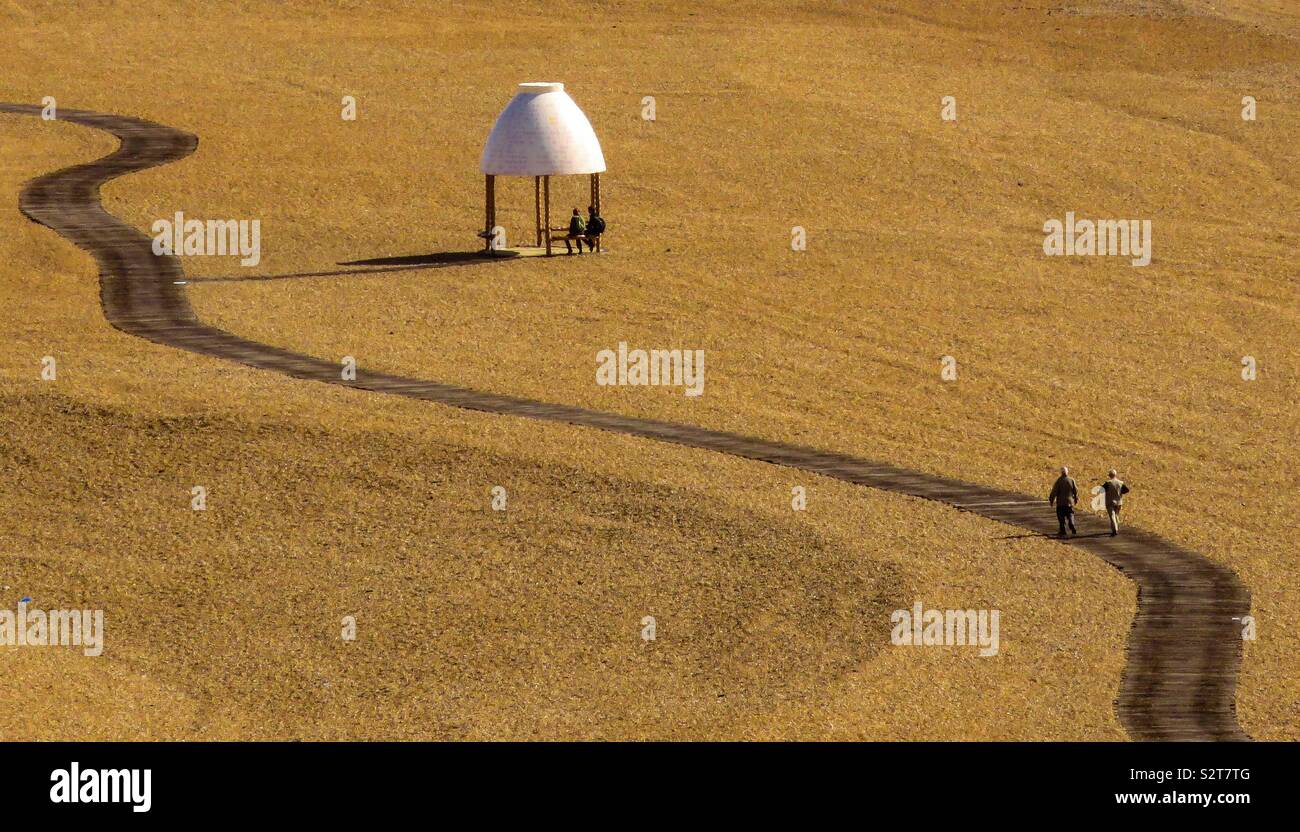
478, 83, 606, 256
481, 82, 606, 176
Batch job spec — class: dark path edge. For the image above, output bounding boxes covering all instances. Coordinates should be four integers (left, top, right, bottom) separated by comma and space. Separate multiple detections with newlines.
1, 103, 1252, 741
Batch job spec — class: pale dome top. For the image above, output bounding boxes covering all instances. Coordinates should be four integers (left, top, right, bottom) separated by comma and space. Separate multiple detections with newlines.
480, 82, 606, 176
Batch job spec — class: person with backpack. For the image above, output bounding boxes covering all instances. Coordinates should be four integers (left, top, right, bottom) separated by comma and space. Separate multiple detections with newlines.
564, 208, 586, 255
584, 205, 605, 253
1098, 469, 1130, 536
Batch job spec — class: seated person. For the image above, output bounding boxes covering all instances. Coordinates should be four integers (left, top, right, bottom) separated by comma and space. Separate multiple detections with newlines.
583, 205, 605, 252
564, 208, 586, 254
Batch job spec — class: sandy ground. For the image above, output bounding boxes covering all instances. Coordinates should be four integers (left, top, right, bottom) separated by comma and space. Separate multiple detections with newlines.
0, 0, 1294, 739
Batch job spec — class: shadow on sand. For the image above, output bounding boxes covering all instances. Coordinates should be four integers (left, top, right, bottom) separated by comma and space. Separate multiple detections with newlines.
339, 250, 519, 267
185, 250, 519, 284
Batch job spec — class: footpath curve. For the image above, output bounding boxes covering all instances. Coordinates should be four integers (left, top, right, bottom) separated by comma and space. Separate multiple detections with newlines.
0, 103, 1252, 741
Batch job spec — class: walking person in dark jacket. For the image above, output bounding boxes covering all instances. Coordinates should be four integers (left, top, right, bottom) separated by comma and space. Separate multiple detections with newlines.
1048, 466, 1079, 537
1099, 469, 1130, 536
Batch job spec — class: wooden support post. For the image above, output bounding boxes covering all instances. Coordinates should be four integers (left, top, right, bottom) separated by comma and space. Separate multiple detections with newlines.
534, 176, 542, 247
590, 174, 602, 253
543, 175, 551, 256
484, 175, 495, 252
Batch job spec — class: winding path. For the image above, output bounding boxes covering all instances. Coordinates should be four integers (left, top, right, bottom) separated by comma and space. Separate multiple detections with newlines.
0, 103, 1252, 741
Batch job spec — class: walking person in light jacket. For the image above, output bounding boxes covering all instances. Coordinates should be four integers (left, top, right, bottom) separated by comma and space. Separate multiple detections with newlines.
1098, 469, 1130, 536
